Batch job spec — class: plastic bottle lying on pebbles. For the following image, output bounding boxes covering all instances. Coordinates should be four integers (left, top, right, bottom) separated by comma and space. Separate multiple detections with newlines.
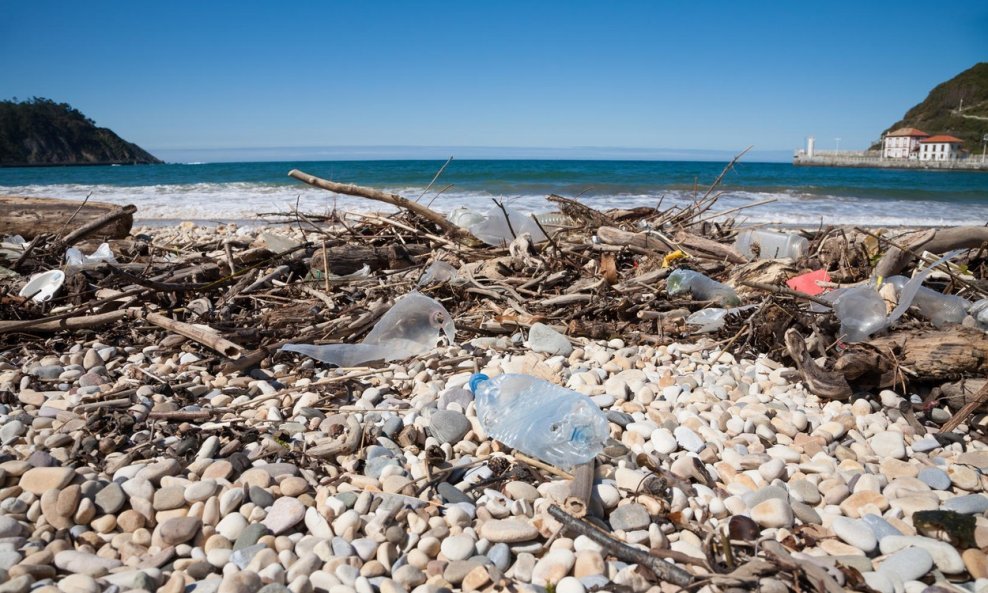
666, 269, 740, 306
470, 372, 609, 468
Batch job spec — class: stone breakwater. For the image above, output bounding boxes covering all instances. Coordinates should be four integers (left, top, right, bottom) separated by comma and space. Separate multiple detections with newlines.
1, 330, 988, 593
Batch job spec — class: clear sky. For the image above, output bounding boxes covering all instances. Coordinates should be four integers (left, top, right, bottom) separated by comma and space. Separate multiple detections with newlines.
2, 1, 986, 161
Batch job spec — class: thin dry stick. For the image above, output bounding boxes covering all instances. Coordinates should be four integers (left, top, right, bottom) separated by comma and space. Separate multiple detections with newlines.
940, 381, 988, 433
513, 451, 573, 479
417, 156, 453, 202
547, 505, 692, 586
55, 192, 93, 237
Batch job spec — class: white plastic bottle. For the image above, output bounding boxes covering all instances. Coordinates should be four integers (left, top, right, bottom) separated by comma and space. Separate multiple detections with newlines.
734, 230, 809, 260
469, 373, 609, 468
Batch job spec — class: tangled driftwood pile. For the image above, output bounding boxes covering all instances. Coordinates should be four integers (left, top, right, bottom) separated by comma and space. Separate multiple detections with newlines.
0, 161, 987, 593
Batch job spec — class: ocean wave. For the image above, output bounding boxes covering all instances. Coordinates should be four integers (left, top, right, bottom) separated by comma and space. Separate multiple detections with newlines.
1, 182, 986, 227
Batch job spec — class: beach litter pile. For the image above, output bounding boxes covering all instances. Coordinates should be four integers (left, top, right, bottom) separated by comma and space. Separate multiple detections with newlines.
0, 160, 987, 593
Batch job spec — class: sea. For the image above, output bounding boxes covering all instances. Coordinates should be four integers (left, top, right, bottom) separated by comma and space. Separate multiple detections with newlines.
1, 159, 987, 227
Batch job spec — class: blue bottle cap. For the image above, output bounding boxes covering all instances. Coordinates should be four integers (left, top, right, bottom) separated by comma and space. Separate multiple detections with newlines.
468, 373, 489, 392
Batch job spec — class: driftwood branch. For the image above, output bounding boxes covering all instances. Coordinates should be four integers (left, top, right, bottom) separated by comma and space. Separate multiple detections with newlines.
784, 329, 852, 400
564, 461, 595, 518
58, 205, 137, 248
547, 504, 692, 586
288, 169, 481, 245
129, 310, 243, 359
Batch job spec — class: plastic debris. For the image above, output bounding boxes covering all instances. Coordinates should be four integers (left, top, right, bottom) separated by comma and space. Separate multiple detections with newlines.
452, 206, 549, 247
19, 270, 65, 303
281, 292, 455, 366
65, 243, 117, 265
666, 269, 740, 306
685, 305, 758, 333
884, 275, 970, 327
833, 250, 962, 342
661, 250, 688, 268
786, 269, 831, 296
735, 229, 809, 260
417, 261, 458, 287
469, 372, 609, 469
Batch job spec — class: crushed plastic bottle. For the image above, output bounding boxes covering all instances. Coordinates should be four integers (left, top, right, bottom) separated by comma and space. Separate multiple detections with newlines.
970, 299, 988, 328
666, 269, 740, 306
884, 275, 971, 328
417, 261, 458, 286
462, 206, 549, 247
282, 292, 455, 366
832, 250, 962, 342
469, 373, 609, 469
735, 229, 809, 260
832, 286, 890, 342
685, 305, 758, 333
65, 243, 116, 265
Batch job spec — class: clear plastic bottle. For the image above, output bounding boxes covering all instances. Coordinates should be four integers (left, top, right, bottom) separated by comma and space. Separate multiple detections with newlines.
884, 276, 970, 328
832, 286, 889, 342
734, 229, 809, 260
666, 269, 740, 306
469, 373, 609, 469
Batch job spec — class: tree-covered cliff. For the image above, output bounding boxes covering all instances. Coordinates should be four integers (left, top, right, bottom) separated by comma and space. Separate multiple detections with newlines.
0, 98, 162, 166
875, 63, 988, 153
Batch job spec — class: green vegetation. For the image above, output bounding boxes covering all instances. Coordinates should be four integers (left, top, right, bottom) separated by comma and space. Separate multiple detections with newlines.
0, 97, 161, 166
873, 63, 988, 153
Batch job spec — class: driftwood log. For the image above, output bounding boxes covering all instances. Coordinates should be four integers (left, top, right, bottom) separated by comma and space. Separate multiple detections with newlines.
874, 226, 988, 279
834, 326, 988, 387
0, 196, 134, 240
310, 244, 429, 275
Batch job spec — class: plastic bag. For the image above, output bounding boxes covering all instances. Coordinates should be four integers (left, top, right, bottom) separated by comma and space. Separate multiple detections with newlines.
65, 243, 116, 265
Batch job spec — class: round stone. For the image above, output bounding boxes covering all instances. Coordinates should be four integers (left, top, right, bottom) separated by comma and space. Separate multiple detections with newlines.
440, 535, 475, 561
428, 410, 471, 444
869, 431, 905, 459
831, 516, 877, 553
19, 467, 75, 495
159, 516, 202, 546
750, 499, 793, 529
261, 497, 305, 535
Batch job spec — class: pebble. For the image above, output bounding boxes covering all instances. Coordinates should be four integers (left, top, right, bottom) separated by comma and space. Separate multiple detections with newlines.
480, 519, 538, 543
609, 503, 650, 531
917, 467, 952, 491
527, 323, 573, 356
831, 516, 877, 553
750, 499, 793, 528
869, 431, 906, 459
943, 493, 988, 514
879, 535, 965, 574
428, 410, 471, 444
877, 546, 934, 582
261, 497, 305, 534
19, 466, 74, 494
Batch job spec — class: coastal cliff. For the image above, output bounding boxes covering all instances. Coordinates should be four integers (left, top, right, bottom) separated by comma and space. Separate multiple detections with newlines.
0, 98, 162, 166
873, 63, 988, 153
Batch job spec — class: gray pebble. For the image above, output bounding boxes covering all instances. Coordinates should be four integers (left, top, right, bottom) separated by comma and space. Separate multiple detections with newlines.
428, 410, 471, 444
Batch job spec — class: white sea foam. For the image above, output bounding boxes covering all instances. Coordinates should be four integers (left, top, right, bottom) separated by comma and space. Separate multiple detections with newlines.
1, 182, 986, 227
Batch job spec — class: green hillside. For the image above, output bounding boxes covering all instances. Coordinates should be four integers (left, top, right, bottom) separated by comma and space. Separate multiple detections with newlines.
0, 98, 162, 166
873, 63, 988, 153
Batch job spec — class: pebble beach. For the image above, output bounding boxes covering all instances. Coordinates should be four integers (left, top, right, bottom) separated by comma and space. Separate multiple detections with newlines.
1, 221, 987, 593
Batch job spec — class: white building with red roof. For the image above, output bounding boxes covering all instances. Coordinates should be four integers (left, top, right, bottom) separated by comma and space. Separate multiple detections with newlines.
881, 127, 928, 159
919, 135, 965, 161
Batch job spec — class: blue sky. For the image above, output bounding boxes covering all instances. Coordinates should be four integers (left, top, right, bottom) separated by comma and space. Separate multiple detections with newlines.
2, 1, 986, 161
